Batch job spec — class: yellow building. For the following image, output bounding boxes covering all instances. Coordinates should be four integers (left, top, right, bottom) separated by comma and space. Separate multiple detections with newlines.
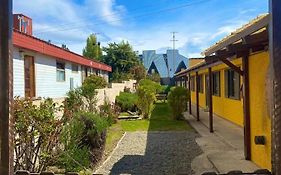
175, 14, 271, 170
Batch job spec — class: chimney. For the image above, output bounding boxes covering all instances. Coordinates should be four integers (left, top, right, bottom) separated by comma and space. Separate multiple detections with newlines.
13, 14, 33, 35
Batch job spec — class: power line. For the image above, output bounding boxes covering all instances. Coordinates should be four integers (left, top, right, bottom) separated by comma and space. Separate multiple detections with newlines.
34, 0, 191, 33
35, 0, 212, 34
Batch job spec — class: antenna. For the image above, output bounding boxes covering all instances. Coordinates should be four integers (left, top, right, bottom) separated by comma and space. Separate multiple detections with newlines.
170, 32, 178, 75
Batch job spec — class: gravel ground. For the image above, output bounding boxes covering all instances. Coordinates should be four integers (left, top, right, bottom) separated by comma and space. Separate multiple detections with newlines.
95, 131, 202, 175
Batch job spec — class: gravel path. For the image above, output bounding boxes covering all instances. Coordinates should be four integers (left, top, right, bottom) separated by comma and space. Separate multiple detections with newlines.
95, 131, 202, 175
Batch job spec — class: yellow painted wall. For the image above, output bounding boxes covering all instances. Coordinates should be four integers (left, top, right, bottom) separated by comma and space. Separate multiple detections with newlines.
187, 52, 272, 170
249, 52, 271, 170
211, 59, 244, 126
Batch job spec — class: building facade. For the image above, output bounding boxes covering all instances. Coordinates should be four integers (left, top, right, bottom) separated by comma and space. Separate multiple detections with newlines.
13, 14, 111, 99
175, 14, 271, 170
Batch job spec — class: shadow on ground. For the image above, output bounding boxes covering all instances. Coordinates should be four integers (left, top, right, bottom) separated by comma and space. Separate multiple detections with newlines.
108, 102, 202, 175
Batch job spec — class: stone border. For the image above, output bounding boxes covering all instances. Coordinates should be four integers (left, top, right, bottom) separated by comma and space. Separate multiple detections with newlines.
94, 132, 127, 174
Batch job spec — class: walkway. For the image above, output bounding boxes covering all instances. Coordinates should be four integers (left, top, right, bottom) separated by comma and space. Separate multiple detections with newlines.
186, 105, 260, 174
95, 131, 202, 175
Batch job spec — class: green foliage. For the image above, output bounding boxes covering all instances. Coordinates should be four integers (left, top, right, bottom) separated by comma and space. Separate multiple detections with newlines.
83, 34, 102, 61
81, 75, 107, 112
111, 71, 133, 83
167, 86, 189, 120
159, 85, 173, 94
115, 92, 138, 112
130, 64, 147, 82
139, 79, 161, 94
136, 79, 161, 119
59, 112, 109, 172
14, 97, 63, 172
102, 41, 141, 82
99, 101, 121, 125
147, 72, 161, 83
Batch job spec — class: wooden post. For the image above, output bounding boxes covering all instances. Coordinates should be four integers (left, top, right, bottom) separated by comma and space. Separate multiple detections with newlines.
269, 0, 281, 173
196, 72, 200, 121
242, 54, 251, 160
208, 67, 214, 133
0, 0, 13, 174
188, 74, 192, 115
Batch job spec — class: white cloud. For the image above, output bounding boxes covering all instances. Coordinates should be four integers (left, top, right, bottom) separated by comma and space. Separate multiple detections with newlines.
84, 0, 126, 26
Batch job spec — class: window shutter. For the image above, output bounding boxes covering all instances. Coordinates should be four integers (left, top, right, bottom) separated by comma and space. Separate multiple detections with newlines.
234, 71, 240, 99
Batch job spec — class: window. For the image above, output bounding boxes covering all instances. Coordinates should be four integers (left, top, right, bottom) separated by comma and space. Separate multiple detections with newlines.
56, 61, 65, 82
190, 76, 195, 91
212, 71, 220, 96
225, 69, 240, 100
72, 64, 78, 73
197, 74, 204, 93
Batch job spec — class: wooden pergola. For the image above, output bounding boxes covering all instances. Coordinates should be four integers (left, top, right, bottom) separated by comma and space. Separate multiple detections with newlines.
1, 0, 281, 174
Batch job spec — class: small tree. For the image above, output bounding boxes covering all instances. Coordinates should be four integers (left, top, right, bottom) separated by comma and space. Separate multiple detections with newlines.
167, 86, 189, 120
136, 79, 160, 118
147, 72, 161, 83
81, 74, 107, 112
130, 64, 146, 82
83, 34, 102, 61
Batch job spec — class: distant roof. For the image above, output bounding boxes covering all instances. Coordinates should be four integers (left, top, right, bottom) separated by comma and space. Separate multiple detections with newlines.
13, 30, 112, 72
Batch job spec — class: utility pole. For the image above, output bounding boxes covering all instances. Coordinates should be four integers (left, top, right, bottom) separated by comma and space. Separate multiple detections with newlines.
269, 0, 281, 174
170, 32, 178, 75
0, 0, 14, 175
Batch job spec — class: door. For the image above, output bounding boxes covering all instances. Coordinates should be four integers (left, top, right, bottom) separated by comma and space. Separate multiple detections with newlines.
205, 74, 210, 109
24, 56, 35, 98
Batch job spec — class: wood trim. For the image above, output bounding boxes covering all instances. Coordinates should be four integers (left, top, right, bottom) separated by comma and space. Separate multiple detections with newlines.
188, 74, 192, 115
196, 72, 200, 121
208, 67, 214, 133
270, 0, 281, 173
242, 55, 251, 160
204, 15, 269, 56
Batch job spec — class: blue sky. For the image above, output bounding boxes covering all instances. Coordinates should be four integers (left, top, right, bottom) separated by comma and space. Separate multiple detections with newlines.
13, 0, 268, 58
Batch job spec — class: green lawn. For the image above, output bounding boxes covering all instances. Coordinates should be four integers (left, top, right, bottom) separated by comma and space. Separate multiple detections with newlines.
104, 122, 124, 155
119, 102, 192, 132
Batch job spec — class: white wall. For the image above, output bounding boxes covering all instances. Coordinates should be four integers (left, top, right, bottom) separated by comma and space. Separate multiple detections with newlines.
13, 48, 25, 97
13, 47, 111, 99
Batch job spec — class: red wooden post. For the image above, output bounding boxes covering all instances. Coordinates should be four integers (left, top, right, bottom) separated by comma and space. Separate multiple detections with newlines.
0, 0, 14, 174
269, 0, 281, 173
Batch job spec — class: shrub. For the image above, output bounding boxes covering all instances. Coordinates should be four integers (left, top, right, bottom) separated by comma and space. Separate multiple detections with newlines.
14, 97, 63, 172
59, 112, 109, 172
99, 101, 120, 125
81, 75, 107, 112
147, 72, 161, 83
159, 85, 173, 94
115, 92, 138, 112
167, 86, 189, 120
136, 79, 160, 118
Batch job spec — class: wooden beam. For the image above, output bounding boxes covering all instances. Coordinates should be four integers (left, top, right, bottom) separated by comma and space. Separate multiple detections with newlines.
242, 55, 251, 160
0, 0, 13, 175
220, 58, 244, 76
244, 29, 269, 45
208, 68, 214, 133
196, 72, 200, 121
204, 14, 269, 56
188, 74, 192, 115
269, 0, 281, 174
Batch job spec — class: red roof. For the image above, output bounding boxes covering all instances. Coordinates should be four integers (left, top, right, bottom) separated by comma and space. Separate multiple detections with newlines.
13, 30, 112, 72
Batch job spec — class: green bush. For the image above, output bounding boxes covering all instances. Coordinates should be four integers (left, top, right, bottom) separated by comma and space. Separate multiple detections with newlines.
59, 112, 109, 172
167, 86, 189, 120
147, 72, 161, 83
99, 101, 120, 125
159, 85, 173, 94
115, 92, 138, 112
136, 79, 160, 119
14, 97, 63, 172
